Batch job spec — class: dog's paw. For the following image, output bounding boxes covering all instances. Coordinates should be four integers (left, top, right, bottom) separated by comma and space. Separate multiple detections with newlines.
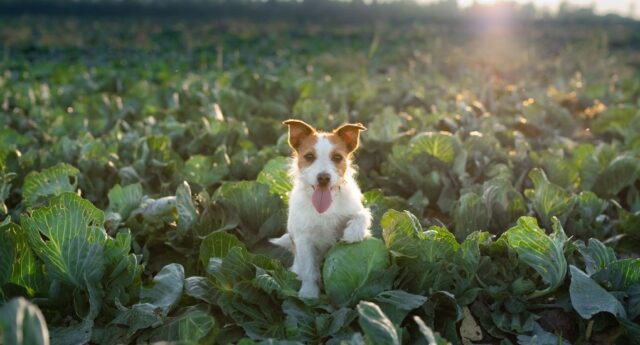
298, 281, 320, 299
342, 221, 369, 243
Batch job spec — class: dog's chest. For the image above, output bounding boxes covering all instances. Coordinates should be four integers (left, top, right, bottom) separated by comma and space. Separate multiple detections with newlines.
287, 189, 354, 243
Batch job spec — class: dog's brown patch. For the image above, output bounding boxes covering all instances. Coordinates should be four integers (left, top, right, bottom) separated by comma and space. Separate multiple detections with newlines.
283, 119, 316, 150
295, 134, 318, 170
327, 134, 349, 177
333, 123, 366, 153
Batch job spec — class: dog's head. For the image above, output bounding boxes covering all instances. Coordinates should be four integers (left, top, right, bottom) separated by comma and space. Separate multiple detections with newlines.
284, 119, 366, 213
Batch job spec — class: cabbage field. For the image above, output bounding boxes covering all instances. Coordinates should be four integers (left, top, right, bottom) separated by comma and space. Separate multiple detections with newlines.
1, 16, 640, 345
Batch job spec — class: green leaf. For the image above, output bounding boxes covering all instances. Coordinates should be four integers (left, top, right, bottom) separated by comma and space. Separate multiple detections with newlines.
107, 183, 143, 220
482, 177, 527, 231
381, 209, 422, 255
373, 290, 428, 325
575, 238, 616, 276
184, 276, 218, 304
149, 307, 216, 343
409, 132, 456, 165
112, 302, 163, 336
49, 320, 93, 345
453, 192, 490, 241
22, 163, 79, 208
592, 259, 640, 291
367, 107, 405, 143
139, 263, 185, 315
503, 217, 567, 299
22, 193, 106, 289
203, 246, 289, 339
357, 301, 400, 345
413, 316, 451, 345
257, 157, 292, 203
176, 181, 197, 233
627, 284, 640, 320
0, 127, 31, 148
374, 290, 427, 311
0, 218, 13, 292
193, 199, 240, 239
182, 149, 230, 188
199, 231, 246, 267
323, 238, 393, 306
363, 190, 411, 238
516, 323, 570, 345
593, 154, 640, 198
0, 297, 49, 345
214, 181, 285, 247
4, 222, 48, 296
113, 264, 185, 335
569, 265, 626, 319
524, 168, 575, 226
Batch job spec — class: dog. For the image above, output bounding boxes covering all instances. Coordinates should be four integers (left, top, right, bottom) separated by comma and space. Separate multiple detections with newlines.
270, 119, 372, 299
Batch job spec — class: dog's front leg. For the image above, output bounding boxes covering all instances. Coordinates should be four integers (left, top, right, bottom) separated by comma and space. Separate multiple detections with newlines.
292, 237, 320, 299
342, 208, 372, 243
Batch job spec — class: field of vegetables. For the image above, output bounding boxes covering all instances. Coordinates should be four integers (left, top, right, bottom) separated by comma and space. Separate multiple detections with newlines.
1, 16, 640, 345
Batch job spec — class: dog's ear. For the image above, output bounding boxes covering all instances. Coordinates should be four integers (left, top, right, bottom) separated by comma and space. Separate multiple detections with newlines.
334, 123, 366, 153
283, 119, 316, 150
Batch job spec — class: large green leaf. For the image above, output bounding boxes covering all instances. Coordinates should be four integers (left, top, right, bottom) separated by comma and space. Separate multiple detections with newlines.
0, 297, 49, 345
184, 276, 218, 304
182, 149, 230, 188
323, 238, 394, 306
592, 154, 640, 198
409, 132, 456, 165
113, 263, 185, 335
413, 316, 450, 345
22, 163, 79, 208
575, 238, 616, 276
628, 284, 640, 320
453, 192, 490, 241
203, 247, 290, 339
357, 301, 400, 345
257, 157, 292, 203
524, 168, 575, 226
381, 210, 471, 296
373, 289, 428, 325
22, 193, 107, 289
363, 190, 411, 238
592, 259, 640, 291
381, 209, 422, 255
0, 217, 13, 293
503, 217, 567, 299
176, 181, 197, 233
199, 231, 245, 267
4, 222, 48, 296
516, 323, 570, 345
281, 298, 356, 341
214, 181, 285, 247
569, 265, 626, 319
482, 177, 527, 231
107, 183, 143, 220
139, 263, 185, 315
149, 307, 216, 343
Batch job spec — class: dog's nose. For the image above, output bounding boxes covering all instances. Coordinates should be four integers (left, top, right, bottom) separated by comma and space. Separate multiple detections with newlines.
317, 173, 330, 187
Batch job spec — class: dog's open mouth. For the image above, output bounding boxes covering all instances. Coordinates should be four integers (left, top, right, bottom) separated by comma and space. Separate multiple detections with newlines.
311, 185, 333, 213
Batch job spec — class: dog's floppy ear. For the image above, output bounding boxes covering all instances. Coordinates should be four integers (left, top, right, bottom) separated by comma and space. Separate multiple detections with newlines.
283, 119, 316, 150
334, 123, 366, 153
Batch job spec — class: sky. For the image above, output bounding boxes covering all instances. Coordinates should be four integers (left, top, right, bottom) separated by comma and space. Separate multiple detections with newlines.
438, 0, 640, 19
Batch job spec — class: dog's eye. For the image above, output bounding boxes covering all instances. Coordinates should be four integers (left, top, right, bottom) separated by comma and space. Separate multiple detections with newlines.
332, 154, 343, 163
303, 153, 315, 162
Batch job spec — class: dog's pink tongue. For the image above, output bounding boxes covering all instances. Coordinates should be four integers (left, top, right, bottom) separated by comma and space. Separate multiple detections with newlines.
312, 186, 332, 214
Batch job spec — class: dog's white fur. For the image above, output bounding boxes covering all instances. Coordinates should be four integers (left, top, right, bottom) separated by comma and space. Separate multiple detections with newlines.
270, 134, 371, 299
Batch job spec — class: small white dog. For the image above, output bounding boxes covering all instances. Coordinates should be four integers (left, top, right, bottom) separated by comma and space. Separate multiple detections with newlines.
270, 119, 372, 299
